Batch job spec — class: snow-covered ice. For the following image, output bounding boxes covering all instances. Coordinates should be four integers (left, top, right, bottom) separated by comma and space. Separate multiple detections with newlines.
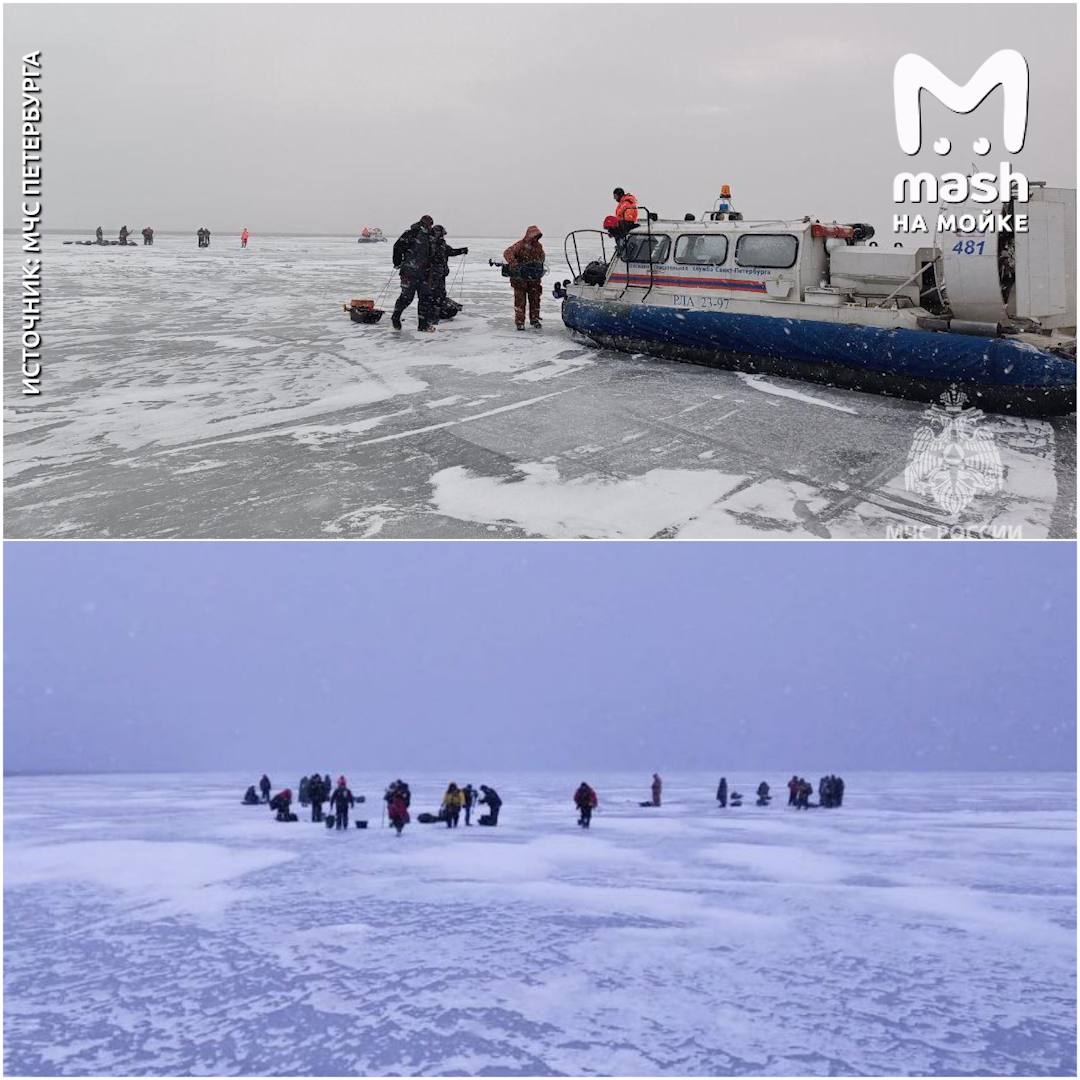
5, 234, 1075, 538
4, 771, 1075, 1075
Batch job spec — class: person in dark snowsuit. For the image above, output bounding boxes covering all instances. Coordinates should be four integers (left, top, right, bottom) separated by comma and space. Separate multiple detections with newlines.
574, 782, 598, 828
118, 225, 130, 244
834, 776, 844, 807
391, 216, 436, 331
323, 774, 331, 794
308, 773, 326, 823
141, 227, 154, 246
269, 789, 292, 820
243, 785, 260, 804
299, 775, 310, 806
429, 225, 468, 324
462, 784, 477, 826
503, 225, 545, 329
477, 785, 501, 826
650, 773, 662, 807
259, 774, 271, 802
797, 779, 812, 809
95, 226, 104, 244
329, 777, 355, 830
717, 777, 728, 808
756, 781, 771, 807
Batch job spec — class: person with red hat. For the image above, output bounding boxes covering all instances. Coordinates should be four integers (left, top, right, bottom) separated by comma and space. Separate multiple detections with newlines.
269, 788, 293, 821
329, 776, 356, 831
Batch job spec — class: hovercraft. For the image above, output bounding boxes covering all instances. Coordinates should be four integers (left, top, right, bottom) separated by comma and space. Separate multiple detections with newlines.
555, 186, 1075, 416
357, 227, 387, 243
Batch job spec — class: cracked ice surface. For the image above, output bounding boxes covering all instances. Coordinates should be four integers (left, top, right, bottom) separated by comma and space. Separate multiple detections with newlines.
4, 771, 1075, 1075
4, 235, 1075, 538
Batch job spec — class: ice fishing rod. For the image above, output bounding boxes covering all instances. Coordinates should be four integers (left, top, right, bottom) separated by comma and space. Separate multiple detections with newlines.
451, 254, 467, 300
372, 267, 397, 307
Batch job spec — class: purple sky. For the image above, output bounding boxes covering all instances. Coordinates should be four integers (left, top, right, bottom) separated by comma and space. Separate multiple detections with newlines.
4, 542, 1075, 774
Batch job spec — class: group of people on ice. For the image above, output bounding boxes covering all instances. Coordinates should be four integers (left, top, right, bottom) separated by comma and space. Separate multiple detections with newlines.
786, 774, 845, 809
244, 775, 502, 835
388, 186, 640, 333
243, 766, 844, 837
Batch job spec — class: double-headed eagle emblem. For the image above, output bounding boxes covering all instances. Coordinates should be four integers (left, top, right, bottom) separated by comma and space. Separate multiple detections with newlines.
904, 385, 1004, 516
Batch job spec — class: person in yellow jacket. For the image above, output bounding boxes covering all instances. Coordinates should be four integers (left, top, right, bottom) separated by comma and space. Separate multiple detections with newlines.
441, 782, 464, 829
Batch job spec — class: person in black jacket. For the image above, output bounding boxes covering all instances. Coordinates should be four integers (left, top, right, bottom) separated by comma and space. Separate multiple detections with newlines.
717, 777, 728, 808
308, 772, 326, 823
756, 781, 771, 807
329, 777, 355, 830
391, 216, 436, 331
118, 225, 130, 244
462, 783, 477, 826
243, 785, 260, 805
429, 225, 468, 324
95, 226, 104, 244
259, 774, 271, 802
477, 785, 501, 826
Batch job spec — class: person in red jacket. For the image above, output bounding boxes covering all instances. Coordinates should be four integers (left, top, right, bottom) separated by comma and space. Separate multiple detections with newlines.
574, 782, 598, 828
240, 227, 250, 249
503, 225, 545, 330
651, 773, 662, 807
608, 187, 640, 241
387, 791, 410, 835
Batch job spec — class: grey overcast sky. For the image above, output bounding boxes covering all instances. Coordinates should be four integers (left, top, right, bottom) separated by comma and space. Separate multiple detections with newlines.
3, 4, 1075, 236
4, 542, 1075, 775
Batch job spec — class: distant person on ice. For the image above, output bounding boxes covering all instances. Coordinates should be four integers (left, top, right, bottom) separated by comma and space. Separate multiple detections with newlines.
141, 226, 154, 246
442, 782, 464, 828
391, 215, 436, 331
241, 227, 250, 249
461, 783, 477, 826
387, 788, 410, 835
243, 785, 260, 805
329, 777, 356, 830
384, 778, 412, 809
651, 773, 662, 807
503, 225, 545, 330
716, 777, 728, 808
477, 785, 501, 826
756, 781, 771, 806
95, 225, 104, 244
299, 775, 310, 806
259, 774, 271, 802
787, 775, 799, 806
269, 788, 292, 820
308, 772, 327, 822
118, 225, 129, 244
574, 782, 598, 828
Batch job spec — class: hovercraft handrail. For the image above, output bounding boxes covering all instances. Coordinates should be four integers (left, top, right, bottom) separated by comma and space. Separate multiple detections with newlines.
616, 205, 657, 302
564, 229, 610, 280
